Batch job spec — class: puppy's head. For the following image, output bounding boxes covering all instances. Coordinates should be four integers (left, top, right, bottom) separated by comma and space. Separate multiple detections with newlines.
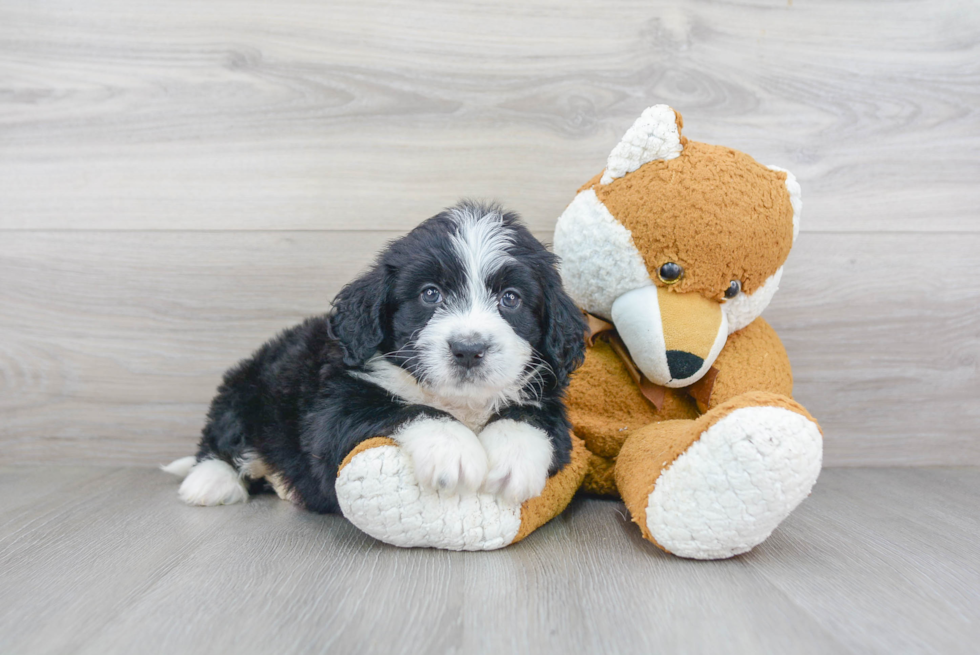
331, 201, 586, 404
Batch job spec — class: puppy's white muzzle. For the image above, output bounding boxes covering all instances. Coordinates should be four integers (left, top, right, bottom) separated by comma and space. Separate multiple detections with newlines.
611, 286, 728, 388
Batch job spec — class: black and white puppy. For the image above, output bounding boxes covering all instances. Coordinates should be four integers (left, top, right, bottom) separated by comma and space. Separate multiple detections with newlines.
164, 201, 587, 513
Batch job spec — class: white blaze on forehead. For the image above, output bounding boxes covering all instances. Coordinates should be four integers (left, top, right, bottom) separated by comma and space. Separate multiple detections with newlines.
448, 205, 514, 307
554, 189, 652, 319
601, 104, 684, 185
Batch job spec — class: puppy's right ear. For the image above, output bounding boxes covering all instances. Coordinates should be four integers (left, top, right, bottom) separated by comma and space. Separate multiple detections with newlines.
330, 265, 391, 366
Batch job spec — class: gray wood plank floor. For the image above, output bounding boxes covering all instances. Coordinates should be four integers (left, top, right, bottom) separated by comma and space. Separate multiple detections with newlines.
0, 467, 977, 654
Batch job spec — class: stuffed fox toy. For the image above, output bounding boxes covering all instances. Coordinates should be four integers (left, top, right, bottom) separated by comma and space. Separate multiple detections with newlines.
552, 104, 822, 558
336, 105, 822, 557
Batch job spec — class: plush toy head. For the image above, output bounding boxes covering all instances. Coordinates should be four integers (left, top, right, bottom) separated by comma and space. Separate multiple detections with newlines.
554, 105, 801, 389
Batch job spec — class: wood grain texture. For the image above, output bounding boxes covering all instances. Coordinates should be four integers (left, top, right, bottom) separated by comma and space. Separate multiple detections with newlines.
771, 233, 980, 466
2, 230, 979, 466
0, 466, 977, 654
2, 0, 979, 466
752, 467, 980, 654
0, 0, 977, 232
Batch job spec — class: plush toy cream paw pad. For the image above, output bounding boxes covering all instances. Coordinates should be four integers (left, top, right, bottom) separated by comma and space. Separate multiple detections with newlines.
336, 435, 588, 551
646, 406, 822, 560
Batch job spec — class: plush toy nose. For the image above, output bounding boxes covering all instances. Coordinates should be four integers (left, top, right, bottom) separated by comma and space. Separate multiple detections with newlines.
611, 285, 728, 387
666, 351, 704, 379
449, 340, 487, 369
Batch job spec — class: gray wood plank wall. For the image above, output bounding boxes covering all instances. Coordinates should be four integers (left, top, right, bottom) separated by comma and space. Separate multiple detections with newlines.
2, 0, 978, 466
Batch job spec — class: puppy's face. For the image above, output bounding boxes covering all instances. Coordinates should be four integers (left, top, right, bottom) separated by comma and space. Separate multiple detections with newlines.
388, 213, 538, 401
331, 203, 585, 407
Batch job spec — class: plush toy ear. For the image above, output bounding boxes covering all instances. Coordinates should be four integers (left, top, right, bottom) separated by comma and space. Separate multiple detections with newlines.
329, 264, 391, 367
766, 165, 803, 243
601, 104, 686, 184
539, 255, 588, 387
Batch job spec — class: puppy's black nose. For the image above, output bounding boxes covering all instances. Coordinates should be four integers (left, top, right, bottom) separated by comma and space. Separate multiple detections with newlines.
666, 350, 704, 380
450, 341, 487, 369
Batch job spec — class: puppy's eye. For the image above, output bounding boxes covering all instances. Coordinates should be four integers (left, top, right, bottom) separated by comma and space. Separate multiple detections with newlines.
658, 262, 684, 284
420, 286, 443, 304
724, 280, 741, 299
499, 290, 521, 310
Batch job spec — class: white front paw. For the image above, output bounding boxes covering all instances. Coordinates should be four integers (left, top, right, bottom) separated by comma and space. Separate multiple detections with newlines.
394, 417, 488, 495
479, 419, 554, 506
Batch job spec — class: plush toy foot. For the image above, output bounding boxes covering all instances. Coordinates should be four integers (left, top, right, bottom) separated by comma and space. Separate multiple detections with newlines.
335, 435, 588, 551
616, 392, 822, 559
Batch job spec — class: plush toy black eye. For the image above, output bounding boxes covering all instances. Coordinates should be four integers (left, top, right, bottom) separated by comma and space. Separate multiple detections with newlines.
420, 286, 443, 304
724, 280, 741, 299
658, 262, 684, 284
499, 289, 521, 310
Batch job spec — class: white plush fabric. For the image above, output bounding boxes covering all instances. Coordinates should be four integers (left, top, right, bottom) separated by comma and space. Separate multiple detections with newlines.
610, 286, 669, 382
600, 104, 684, 184
646, 406, 822, 559
553, 188, 652, 319
722, 266, 783, 335
766, 165, 802, 242
336, 444, 523, 551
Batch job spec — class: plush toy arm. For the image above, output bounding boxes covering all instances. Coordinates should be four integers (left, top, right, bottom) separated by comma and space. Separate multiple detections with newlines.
566, 340, 664, 457
705, 317, 794, 411
566, 339, 701, 457
335, 433, 588, 551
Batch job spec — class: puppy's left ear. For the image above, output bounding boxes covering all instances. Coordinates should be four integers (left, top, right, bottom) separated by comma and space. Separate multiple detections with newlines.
539, 257, 588, 387
330, 264, 391, 367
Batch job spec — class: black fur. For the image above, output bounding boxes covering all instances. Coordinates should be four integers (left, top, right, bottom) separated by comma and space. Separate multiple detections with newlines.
194, 201, 587, 514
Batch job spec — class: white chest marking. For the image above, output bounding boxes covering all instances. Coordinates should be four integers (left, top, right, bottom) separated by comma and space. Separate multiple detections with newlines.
351, 358, 507, 431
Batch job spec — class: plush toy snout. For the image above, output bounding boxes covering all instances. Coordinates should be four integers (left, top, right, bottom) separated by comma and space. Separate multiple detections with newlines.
611, 286, 727, 387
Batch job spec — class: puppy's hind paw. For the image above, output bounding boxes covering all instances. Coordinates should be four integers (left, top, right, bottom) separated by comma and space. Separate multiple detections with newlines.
178, 458, 248, 506
394, 417, 488, 495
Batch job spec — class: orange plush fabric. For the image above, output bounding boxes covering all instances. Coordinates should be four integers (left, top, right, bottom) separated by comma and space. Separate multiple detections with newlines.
582, 452, 618, 497
553, 104, 823, 558
566, 338, 700, 461
585, 142, 795, 299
